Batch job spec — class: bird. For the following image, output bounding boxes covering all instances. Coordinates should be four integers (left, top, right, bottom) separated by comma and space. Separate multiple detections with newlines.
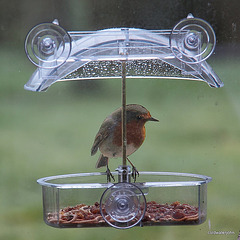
91, 104, 159, 181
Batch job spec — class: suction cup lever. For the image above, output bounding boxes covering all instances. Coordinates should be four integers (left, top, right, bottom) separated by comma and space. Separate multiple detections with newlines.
170, 13, 216, 64
100, 182, 146, 229
25, 20, 71, 68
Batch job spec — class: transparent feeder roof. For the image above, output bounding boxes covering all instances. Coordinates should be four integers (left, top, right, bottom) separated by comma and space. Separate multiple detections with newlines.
24, 14, 223, 92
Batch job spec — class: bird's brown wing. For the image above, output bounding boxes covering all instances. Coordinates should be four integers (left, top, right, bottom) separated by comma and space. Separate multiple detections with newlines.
90, 117, 113, 156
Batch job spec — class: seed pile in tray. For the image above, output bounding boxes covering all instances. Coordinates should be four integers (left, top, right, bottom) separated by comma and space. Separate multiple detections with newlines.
46, 201, 199, 227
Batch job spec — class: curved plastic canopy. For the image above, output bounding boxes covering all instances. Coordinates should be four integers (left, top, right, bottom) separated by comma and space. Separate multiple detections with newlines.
24, 14, 223, 92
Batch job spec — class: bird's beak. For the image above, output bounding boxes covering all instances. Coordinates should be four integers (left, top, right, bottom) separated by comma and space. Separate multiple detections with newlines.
149, 117, 159, 122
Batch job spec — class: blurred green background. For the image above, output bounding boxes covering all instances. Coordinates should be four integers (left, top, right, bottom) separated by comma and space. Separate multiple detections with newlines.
0, 0, 240, 239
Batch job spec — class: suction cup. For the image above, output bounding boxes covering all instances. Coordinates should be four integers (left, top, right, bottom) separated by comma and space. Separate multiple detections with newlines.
170, 14, 216, 64
25, 22, 71, 68
100, 182, 146, 229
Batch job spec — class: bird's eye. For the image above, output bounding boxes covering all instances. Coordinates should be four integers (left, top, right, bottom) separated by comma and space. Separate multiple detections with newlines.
137, 115, 142, 119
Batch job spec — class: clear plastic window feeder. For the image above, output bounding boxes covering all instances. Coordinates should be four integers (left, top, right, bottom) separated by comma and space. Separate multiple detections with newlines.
25, 14, 222, 229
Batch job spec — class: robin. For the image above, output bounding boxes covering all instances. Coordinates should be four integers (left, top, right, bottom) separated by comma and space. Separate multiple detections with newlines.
91, 104, 159, 181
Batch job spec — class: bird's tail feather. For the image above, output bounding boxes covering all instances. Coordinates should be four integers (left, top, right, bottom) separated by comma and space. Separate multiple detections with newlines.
96, 154, 108, 168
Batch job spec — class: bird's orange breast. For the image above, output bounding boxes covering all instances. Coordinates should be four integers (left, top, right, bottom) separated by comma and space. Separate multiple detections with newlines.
113, 120, 146, 148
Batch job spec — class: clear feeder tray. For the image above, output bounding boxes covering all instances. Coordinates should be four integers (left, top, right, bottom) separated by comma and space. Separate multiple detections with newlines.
37, 170, 212, 229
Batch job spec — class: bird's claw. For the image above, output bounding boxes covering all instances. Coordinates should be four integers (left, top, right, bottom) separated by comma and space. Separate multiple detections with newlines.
131, 166, 139, 182
106, 167, 115, 182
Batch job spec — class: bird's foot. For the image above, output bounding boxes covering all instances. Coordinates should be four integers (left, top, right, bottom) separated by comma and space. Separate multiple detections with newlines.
126, 157, 139, 182
131, 166, 139, 182
106, 167, 115, 182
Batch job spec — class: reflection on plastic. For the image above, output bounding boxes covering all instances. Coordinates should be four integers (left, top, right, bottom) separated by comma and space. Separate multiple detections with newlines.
24, 14, 224, 91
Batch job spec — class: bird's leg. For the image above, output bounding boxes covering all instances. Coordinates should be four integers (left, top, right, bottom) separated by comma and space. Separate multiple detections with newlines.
106, 164, 115, 182
127, 157, 139, 182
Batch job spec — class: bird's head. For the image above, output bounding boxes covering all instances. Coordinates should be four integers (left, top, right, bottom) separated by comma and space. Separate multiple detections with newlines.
126, 104, 159, 123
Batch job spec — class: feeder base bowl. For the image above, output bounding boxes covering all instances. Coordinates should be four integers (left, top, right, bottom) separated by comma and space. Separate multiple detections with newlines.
37, 171, 212, 228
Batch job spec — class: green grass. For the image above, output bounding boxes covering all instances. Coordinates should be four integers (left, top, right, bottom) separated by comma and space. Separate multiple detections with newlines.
0, 48, 240, 239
